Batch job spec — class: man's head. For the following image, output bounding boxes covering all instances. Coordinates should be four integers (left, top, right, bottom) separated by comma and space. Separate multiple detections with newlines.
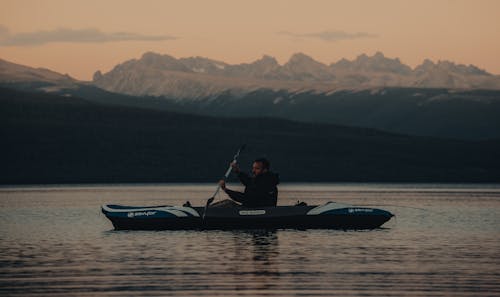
252, 158, 270, 176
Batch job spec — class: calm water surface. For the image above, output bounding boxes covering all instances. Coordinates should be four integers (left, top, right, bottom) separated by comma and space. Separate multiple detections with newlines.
1, 183, 499, 296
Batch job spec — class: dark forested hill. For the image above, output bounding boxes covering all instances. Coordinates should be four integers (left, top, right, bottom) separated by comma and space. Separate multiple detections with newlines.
154, 88, 500, 141
1, 87, 499, 184
3, 81, 500, 141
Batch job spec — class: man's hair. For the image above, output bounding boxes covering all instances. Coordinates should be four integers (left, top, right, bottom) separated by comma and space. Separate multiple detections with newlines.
254, 158, 270, 170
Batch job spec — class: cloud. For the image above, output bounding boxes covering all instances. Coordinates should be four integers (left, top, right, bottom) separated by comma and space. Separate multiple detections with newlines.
278, 30, 378, 42
0, 25, 177, 46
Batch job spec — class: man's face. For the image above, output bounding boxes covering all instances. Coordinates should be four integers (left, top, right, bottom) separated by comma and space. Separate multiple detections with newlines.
252, 161, 267, 176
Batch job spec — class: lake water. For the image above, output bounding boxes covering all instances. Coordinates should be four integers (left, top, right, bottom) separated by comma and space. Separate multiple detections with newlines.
1, 183, 499, 296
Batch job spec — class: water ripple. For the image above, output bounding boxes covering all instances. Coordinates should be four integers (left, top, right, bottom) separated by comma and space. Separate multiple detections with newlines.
1, 184, 499, 296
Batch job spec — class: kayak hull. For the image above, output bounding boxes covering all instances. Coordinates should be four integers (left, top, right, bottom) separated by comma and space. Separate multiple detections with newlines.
102, 202, 394, 230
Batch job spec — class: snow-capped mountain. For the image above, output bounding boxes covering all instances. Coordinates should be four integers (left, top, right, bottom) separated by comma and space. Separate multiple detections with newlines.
1, 52, 499, 100
278, 53, 334, 81
411, 59, 498, 89
0, 58, 81, 95
331, 52, 413, 75
2, 57, 499, 140
0, 58, 77, 90
92, 52, 500, 99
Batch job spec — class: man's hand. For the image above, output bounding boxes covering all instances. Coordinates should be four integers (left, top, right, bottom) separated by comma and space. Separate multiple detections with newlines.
231, 161, 240, 173
218, 179, 226, 190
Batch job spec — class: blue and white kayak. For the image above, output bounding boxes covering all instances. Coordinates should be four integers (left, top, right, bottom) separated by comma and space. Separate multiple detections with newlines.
101, 202, 394, 230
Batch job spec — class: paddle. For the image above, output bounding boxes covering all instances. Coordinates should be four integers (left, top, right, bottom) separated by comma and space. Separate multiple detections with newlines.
202, 144, 246, 219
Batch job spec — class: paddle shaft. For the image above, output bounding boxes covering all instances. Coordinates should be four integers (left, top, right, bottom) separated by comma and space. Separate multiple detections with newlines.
203, 145, 245, 218
211, 150, 243, 198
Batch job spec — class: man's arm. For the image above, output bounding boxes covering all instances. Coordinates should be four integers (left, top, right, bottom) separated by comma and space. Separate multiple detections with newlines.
224, 188, 246, 204
219, 180, 245, 204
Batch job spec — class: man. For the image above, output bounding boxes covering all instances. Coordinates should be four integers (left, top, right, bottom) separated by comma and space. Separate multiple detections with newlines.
217, 158, 279, 207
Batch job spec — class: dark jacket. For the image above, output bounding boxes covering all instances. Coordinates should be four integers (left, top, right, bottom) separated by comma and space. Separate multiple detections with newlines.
227, 171, 280, 207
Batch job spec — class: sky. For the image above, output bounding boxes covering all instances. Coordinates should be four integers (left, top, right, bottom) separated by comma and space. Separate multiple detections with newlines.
1, 0, 499, 80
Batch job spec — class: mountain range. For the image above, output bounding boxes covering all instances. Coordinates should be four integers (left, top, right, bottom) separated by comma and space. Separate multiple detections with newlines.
92, 52, 500, 99
1, 55, 500, 140
1, 55, 500, 183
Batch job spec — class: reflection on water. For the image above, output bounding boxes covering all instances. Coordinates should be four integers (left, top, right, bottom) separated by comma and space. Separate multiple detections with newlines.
228, 230, 281, 291
0, 184, 499, 296
248, 230, 279, 263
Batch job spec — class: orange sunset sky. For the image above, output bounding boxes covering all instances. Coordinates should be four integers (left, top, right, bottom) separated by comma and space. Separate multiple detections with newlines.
1, 0, 499, 80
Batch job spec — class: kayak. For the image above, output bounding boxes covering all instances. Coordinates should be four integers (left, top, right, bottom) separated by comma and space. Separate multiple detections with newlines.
101, 201, 394, 230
